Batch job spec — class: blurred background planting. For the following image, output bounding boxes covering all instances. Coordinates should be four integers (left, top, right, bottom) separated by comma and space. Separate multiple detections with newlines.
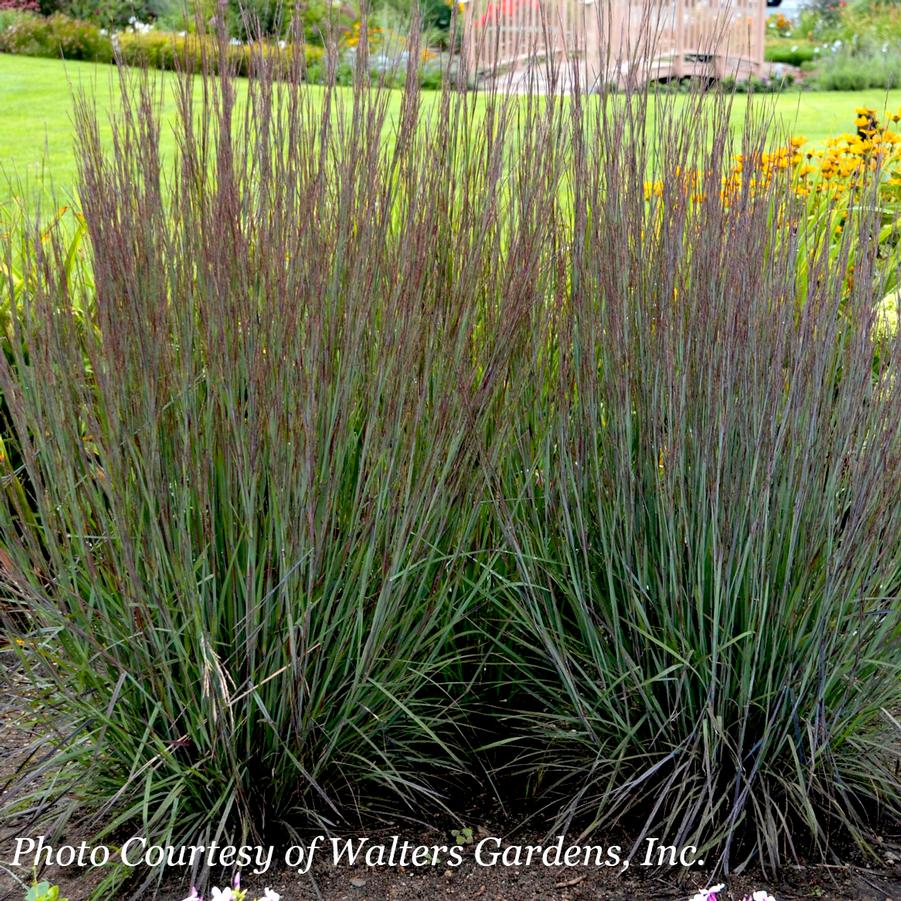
2, 0, 901, 90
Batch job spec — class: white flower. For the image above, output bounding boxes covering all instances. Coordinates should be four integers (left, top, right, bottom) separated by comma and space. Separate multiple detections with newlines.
259, 891, 281, 901
750, 892, 777, 901
125, 16, 152, 33
689, 885, 726, 901
230, 37, 241, 45
211, 889, 234, 901
181, 889, 202, 901
278, 40, 286, 49
99, 27, 108, 34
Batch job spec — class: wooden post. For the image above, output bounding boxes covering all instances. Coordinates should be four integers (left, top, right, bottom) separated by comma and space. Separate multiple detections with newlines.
674, 0, 685, 78
755, 0, 765, 74
710, 0, 722, 78
582, 0, 600, 88
461, 0, 474, 75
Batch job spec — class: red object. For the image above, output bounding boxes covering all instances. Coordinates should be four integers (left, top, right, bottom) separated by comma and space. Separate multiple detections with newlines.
479, 0, 541, 26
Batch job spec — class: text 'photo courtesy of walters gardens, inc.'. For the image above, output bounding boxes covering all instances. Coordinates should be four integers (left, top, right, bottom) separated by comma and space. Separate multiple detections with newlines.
1, 837, 788, 901
11, 835, 701, 876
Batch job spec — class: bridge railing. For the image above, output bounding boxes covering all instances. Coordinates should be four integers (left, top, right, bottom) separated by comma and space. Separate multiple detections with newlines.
461, 0, 766, 86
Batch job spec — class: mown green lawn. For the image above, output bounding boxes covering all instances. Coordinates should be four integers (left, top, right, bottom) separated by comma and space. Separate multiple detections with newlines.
2, 52, 901, 209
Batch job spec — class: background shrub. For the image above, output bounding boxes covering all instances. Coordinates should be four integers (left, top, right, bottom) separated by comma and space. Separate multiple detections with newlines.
764, 37, 818, 67
225, 0, 282, 39
58, 0, 148, 29
796, 0, 901, 43
0, 0, 40, 12
115, 29, 324, 75
293, 0, 353, 45
0, 11, 113, 60
813, 45, 901, 89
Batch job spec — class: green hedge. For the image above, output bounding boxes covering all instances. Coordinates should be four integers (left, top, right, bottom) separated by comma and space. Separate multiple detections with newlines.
116, 30, 325, 76
0, 12, 325, 75
0, 12, 446, 85
812, 48, 901, 89
0, 11, 113, 61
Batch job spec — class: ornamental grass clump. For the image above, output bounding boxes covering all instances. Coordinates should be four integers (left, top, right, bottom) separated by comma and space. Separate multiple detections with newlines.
487, 91, 901, 871
0, 34, 544, 895
0, 25, 898, 898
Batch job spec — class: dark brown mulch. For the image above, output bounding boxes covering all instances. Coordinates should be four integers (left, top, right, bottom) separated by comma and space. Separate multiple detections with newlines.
0, 837, 901, 901
2, 848, 895, 901
258, 847, 901, 901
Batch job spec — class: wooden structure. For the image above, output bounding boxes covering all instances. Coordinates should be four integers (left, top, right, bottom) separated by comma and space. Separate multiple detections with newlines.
462, 0, 767, 89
